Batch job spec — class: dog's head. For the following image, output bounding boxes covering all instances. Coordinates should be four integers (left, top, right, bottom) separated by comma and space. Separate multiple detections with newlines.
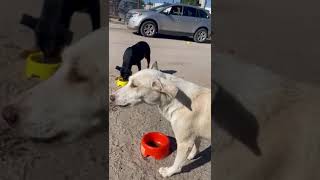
115, 66, 132, 81
1, 29, 106, 142
111, 62, 178, 107
35, 21, 73, 58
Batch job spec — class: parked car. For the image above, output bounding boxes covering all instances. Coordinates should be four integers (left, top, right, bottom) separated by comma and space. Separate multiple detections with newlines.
125, 3, 211, 43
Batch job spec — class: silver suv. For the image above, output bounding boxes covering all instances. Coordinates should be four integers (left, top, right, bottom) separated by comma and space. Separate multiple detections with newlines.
126, 3, 211, 43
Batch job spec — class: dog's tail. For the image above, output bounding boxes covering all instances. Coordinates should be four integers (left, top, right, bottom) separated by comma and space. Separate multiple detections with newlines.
115, 66, 121, 71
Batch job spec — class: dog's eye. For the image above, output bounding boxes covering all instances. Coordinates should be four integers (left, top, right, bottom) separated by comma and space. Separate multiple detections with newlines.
67, 61, 89, 83
131, 82, 137, 88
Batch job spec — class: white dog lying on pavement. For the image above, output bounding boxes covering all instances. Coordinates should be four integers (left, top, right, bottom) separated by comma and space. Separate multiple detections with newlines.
110, 62, 212, 177
1, 28, 107, 142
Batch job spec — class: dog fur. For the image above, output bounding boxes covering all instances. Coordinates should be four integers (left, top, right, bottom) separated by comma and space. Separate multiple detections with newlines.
111, 63, 211, 177
26, 0, 101, 58
2, 28, 107, 142
213, 53, 320, 180
116, 41, 151, 80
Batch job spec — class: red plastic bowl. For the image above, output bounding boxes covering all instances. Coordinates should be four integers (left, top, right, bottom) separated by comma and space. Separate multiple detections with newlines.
141, 132, 170, 160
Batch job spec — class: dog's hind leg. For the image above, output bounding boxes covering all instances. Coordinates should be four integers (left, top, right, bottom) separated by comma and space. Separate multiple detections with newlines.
159, 141, 194, 177
137, 62, 142, 71
87, 0, 101, 30
187, 138, 201, 160
145, 53, 150, 68
60, 10, 73, 30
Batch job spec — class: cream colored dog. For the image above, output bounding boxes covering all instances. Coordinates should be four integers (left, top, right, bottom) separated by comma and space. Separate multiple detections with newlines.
213, 53, 320, 180
1, 28, 107, 142
110, 62, 212, 177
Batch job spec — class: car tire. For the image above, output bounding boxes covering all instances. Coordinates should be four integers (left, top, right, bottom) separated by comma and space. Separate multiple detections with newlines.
193, 28, 208, 43
140, 21, 157, 37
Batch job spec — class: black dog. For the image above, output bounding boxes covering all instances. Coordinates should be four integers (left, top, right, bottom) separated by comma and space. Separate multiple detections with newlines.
116, 41, 151, 80
20, 0, 100, 60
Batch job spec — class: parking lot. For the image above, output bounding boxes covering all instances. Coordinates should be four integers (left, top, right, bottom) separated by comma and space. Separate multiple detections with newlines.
109, 20, 211, 87
109, 21, 211, 179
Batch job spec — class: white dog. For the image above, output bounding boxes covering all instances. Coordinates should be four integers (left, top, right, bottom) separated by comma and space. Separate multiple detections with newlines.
1, 28, 107, 142
213, 53, 320, 180
110, 63, 212, 177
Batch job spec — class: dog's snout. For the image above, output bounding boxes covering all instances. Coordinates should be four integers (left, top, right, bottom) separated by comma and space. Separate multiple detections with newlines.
2, 105, 19, 126
110, 94, 116, 102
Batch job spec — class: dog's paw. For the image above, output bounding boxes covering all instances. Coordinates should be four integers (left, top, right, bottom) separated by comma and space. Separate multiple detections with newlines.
187, 148, 198, 160
159, 166, 180, 178
187, 152, 197, 160
159, 167, 171, 178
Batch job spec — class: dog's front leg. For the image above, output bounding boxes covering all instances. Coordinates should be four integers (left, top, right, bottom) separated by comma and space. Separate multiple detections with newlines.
137, 62, 142, 71
187, 138, 201, 160
88, 0, 101, 30
146, 56, 150, 68
159, 141, 193, 177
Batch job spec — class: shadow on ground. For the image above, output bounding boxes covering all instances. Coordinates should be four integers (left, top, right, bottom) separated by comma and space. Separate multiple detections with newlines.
168, 136, 177, 154
160, 69, 177, 74
213, 82, 262, 156
182, 146, 211, 173
167, 136, 211, 174
133, 32, 211, 44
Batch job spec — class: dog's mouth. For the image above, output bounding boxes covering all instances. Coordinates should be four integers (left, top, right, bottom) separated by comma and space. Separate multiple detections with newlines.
110, 102, 132, 111
118, 103, 131, 107
30, 132, 68, 143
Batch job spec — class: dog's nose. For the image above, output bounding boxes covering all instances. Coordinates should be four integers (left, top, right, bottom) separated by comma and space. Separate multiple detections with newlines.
110, 95, 115, 102
2, 105, 19, 126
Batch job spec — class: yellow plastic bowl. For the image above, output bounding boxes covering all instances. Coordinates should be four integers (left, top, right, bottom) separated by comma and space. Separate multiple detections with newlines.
115, 76, 128, 87
25, 51, 61, 80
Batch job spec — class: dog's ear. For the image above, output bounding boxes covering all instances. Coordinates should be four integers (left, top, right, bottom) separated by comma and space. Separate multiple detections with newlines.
150, 61, 159, 70
115, 66, 122, 71
151, 77, 178, 98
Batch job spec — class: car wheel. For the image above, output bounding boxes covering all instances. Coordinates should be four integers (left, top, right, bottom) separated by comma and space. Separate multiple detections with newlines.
193, 28, 208, 43
140, 21, 157, 37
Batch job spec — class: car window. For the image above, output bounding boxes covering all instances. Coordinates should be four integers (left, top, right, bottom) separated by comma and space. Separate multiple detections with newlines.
162, 6, 172, 14
169, 6, 183, 16
197, 9, 208, 18
150, 3, 171, 11
183, 7, 197, 17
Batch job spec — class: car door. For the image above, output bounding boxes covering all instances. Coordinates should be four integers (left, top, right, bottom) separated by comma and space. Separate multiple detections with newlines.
197, 9, 211, 33
178, 6, 199, 34
157, 5, 183, 33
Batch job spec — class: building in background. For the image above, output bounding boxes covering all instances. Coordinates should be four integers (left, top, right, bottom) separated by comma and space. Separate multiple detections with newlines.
199, 0, 206, 8
205, 6, 211, 14
153, 2, 164, 7
151, 0, 207, 7
109, 0, 144, 20
109, 0, 121, 17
